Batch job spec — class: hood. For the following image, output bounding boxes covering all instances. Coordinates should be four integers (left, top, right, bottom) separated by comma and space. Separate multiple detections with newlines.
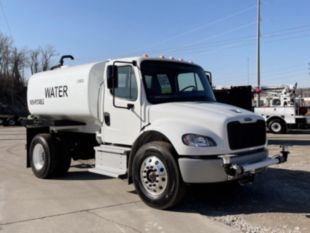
147, 101, 265, 156
149, 101, 261, 124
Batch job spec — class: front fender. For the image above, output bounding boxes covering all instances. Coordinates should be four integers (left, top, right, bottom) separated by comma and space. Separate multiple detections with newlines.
144, 119, 228, 156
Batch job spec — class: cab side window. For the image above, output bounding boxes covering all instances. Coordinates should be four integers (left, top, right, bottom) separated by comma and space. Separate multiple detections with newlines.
113, 66, 138, 101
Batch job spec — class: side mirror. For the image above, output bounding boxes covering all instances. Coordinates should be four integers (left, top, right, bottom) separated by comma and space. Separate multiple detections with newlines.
205, 71, 212, 86
107, 65, 118, 89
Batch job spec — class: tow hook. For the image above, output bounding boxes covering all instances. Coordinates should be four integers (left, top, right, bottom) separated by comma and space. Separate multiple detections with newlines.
220, 154, 244, 179
275, 145, 289, 163
238, 174, 255, 185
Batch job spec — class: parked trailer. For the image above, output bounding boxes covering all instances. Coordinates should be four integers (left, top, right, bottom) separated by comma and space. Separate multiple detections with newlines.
213, 85, 253, 111
25, 55, 288, 209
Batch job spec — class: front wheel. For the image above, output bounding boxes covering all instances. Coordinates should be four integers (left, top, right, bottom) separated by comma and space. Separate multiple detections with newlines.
268, 119, 286, 134
132, 142, 186, 209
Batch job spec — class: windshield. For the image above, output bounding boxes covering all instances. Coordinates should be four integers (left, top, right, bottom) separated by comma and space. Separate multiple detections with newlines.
141, 60, 216, 104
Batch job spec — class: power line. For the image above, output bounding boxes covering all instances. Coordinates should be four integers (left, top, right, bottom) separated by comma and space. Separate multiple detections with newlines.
0, 0, 12, 37
184, 39, 255, 56
161, 25, 310, 57
157, 21, 256, 55
124, 4, 256, 56
186, 24, 310, 53
263, 24, 310, 37
153, 24, 310, 56
219, 64, 308, 83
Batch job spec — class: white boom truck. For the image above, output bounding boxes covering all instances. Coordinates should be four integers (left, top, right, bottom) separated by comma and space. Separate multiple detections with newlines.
254, 84, 310, 134
26, 55, 289, 209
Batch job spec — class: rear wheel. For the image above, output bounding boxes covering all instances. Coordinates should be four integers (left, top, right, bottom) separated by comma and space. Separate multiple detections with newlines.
30, 134, 71, 178
268, 119, 286, 134
132, 142, 186, 209
30, 134, 58, 178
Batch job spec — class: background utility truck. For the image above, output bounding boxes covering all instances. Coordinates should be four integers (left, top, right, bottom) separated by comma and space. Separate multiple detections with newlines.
26, 55, 288, 209
254, 83, 310, 134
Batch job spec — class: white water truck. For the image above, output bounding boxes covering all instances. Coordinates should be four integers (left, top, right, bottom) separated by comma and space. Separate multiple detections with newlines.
25, 55, 289, 209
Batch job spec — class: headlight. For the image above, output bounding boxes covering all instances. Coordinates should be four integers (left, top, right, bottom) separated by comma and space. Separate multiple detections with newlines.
182, 134, 216, 147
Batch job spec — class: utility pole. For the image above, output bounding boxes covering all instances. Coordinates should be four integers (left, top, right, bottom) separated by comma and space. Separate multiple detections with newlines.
247, 57, 250, 85
257, 0, 261, 107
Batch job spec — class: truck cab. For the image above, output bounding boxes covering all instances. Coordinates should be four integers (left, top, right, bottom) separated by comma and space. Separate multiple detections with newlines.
254, 84, 310, 133
26, 55, 288, 209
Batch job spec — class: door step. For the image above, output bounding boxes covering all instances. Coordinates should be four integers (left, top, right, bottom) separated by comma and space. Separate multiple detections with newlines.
89, 145, 130, 178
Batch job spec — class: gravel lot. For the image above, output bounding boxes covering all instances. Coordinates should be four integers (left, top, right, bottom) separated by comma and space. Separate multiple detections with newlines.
0, 127, 309, 233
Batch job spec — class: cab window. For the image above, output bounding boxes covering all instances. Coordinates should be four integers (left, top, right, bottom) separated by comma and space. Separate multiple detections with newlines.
177, 72, 203, 92
113, 66, 138, 101
272, 99, 281, 106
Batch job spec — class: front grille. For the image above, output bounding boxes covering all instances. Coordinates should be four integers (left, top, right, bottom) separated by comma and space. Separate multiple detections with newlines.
227, 120, 266, 150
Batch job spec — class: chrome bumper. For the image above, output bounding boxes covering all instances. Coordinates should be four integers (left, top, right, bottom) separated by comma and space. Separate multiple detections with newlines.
220, 145, 289, 180
178, 146, 289, 183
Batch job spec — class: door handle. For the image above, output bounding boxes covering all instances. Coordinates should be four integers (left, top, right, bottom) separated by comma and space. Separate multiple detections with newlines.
104, 112, 110, 126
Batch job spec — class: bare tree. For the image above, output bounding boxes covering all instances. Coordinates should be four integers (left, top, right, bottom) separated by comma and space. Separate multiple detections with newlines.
0, 32, 58, 115
40, 45, 56, 71
29, 49, 40, 75
10, 48, 27, 82
0, 33, 13, 76
28, 45, 57, 74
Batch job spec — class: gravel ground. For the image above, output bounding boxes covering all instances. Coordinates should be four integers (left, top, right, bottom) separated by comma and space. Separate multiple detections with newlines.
177, 130, 310, 233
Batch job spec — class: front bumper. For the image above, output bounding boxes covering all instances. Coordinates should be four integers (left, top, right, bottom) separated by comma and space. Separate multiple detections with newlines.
178, 146, 289, 183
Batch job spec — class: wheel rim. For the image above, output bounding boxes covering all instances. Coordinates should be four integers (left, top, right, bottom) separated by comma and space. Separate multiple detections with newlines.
33, 143, 46, 171
271, 122, 281, 133
140, 155, 168, 198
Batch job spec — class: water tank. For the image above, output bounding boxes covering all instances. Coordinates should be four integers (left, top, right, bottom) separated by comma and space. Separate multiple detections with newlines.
27, 61, 106, 123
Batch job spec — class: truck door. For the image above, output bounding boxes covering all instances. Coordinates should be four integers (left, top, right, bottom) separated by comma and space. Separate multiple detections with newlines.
102, 65, 141, 145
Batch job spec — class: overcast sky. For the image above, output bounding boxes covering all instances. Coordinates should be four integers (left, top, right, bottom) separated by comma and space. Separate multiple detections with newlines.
0, 0, 310, 87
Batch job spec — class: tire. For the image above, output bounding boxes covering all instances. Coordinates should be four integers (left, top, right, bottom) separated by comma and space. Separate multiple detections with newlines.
132, 141, 186, 209
268, 119, 286, 134
7, 119, 16, 126
30, 134, 58, 178
29, 134, 71, 178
